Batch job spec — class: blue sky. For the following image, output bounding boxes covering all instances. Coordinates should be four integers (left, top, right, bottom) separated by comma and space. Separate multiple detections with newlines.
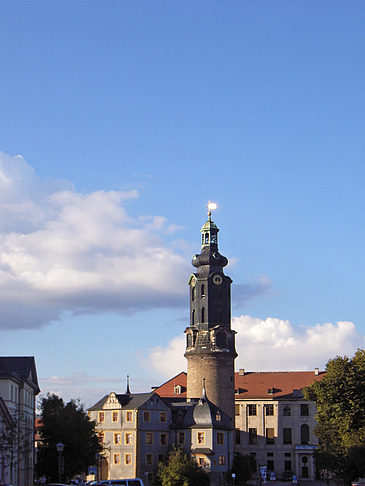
0, 1, 364, 407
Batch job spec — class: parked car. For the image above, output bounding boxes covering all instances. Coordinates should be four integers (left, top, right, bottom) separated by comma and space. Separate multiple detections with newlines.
352, 480, 365, 486
94, 480, 144, 486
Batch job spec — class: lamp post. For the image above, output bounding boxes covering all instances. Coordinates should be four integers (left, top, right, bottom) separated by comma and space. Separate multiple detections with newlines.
56, 442, 64, 483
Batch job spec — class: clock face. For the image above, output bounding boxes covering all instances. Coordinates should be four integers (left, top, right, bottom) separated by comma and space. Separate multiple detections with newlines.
212, 274, 223, 285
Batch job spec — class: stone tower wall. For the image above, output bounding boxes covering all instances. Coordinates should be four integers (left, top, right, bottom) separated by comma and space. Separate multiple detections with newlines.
186, 353, 235, 426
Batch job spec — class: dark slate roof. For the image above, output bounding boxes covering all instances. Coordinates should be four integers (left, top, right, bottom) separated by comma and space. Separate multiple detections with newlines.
88, 392, 155, 411
166, 394, 231, 430
0, 357, 40, 394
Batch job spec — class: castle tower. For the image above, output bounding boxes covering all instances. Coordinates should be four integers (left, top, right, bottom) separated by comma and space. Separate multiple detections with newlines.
184, 204, 237, 425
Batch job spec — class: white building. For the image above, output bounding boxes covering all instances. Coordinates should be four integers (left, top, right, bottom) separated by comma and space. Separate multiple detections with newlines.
0, 357, 40, 486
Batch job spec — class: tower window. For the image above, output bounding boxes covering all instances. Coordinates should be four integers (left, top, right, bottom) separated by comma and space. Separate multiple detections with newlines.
201, 307, 205, 322
201, 284, 205, 297
192, 309, 195, 325
204, 233, 209, 244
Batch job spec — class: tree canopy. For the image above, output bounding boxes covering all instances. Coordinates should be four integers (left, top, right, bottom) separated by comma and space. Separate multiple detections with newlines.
304, 349, 365, 483
158, 446, 209, 486
36, 394, 101, 482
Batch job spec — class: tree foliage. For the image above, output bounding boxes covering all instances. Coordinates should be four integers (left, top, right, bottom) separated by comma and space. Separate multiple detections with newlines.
158, 446, 209, 486
36, 394, 101, 482
231, 452, 256, 484
304, 349, 365, 482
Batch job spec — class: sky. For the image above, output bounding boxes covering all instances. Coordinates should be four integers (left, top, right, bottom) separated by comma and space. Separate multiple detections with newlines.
0, 1, 364, 409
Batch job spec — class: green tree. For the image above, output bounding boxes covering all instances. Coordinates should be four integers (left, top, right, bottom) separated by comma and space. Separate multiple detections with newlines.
158, 446, 209, 486
304, 349, 365, 483
231, 452, 256, 484
36, 394, 101, 482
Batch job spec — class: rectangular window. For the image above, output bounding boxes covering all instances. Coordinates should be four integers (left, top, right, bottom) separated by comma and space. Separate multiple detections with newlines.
113, 453, 120, 465
217, 432, 224, 445
98, 412, 105, 422
266, 428, 275, 444
125, 432, 133, 445
198, 457, 206, 466
301, 404, 309, 416
197, 432, 205, 445
112, 411, 119, 422
146, 454, 153, 466
160, 433, 168, 446
235, 404, 240, 415
283, 428, 292, 445
178, 432, 185, 445
158, 454, 164, 463
125, 454, 132, 465
265, 404, 274, 416
146, 432, 153, 445
249, 428, 257, 445
285, 460, 292, 471
126, 411, 133, 422
248, 404, 257, 416
267, 460, 274, 471
219, 455, 226, 465
114, 433, 121, 445
283, 405, 291, 416
235, 429, 241, 445
160, 412, 167, 423
98, 432, 104, 444
143, 411, 151, 422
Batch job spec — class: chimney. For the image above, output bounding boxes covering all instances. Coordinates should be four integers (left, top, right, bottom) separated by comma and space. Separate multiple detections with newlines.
239, 369, 245, 376
314, 368, 319, 375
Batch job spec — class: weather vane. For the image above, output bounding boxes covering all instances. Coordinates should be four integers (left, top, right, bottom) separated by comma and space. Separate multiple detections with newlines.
207, 201, 217, 218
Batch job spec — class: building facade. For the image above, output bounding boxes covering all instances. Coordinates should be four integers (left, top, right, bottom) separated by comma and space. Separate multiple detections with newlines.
156, 369, 324, 481
0, 357, 40, 486
89, 211, 324, 485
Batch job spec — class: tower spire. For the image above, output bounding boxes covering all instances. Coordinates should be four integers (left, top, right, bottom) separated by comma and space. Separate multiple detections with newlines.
125, 374, 131, 395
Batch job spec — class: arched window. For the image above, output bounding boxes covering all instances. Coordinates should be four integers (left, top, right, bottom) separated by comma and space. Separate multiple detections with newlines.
201, 307, 205, 322
192, 309, 195, 325
201, 284, 205, 297
192, 286, 195, 302
301, 424, 310, 445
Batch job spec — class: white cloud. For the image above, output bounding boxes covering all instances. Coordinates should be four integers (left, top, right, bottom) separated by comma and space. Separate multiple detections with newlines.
146, 315, 364, 379
0, 151, 190, 329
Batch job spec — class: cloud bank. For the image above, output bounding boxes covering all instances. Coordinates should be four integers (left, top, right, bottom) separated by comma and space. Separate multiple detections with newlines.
147, 315, 364, 379
0, 151, 189, 329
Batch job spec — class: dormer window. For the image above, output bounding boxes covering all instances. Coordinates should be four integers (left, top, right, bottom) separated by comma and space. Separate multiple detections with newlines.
174, 385, 182, 395
216, 411, 221, 421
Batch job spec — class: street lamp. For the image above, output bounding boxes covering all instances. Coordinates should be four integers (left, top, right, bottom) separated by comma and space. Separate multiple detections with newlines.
56, 442, 64, 483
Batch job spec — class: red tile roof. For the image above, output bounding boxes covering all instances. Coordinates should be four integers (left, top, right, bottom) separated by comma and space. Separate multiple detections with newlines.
234, 371, 325, 399
154, 371, 325, 399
